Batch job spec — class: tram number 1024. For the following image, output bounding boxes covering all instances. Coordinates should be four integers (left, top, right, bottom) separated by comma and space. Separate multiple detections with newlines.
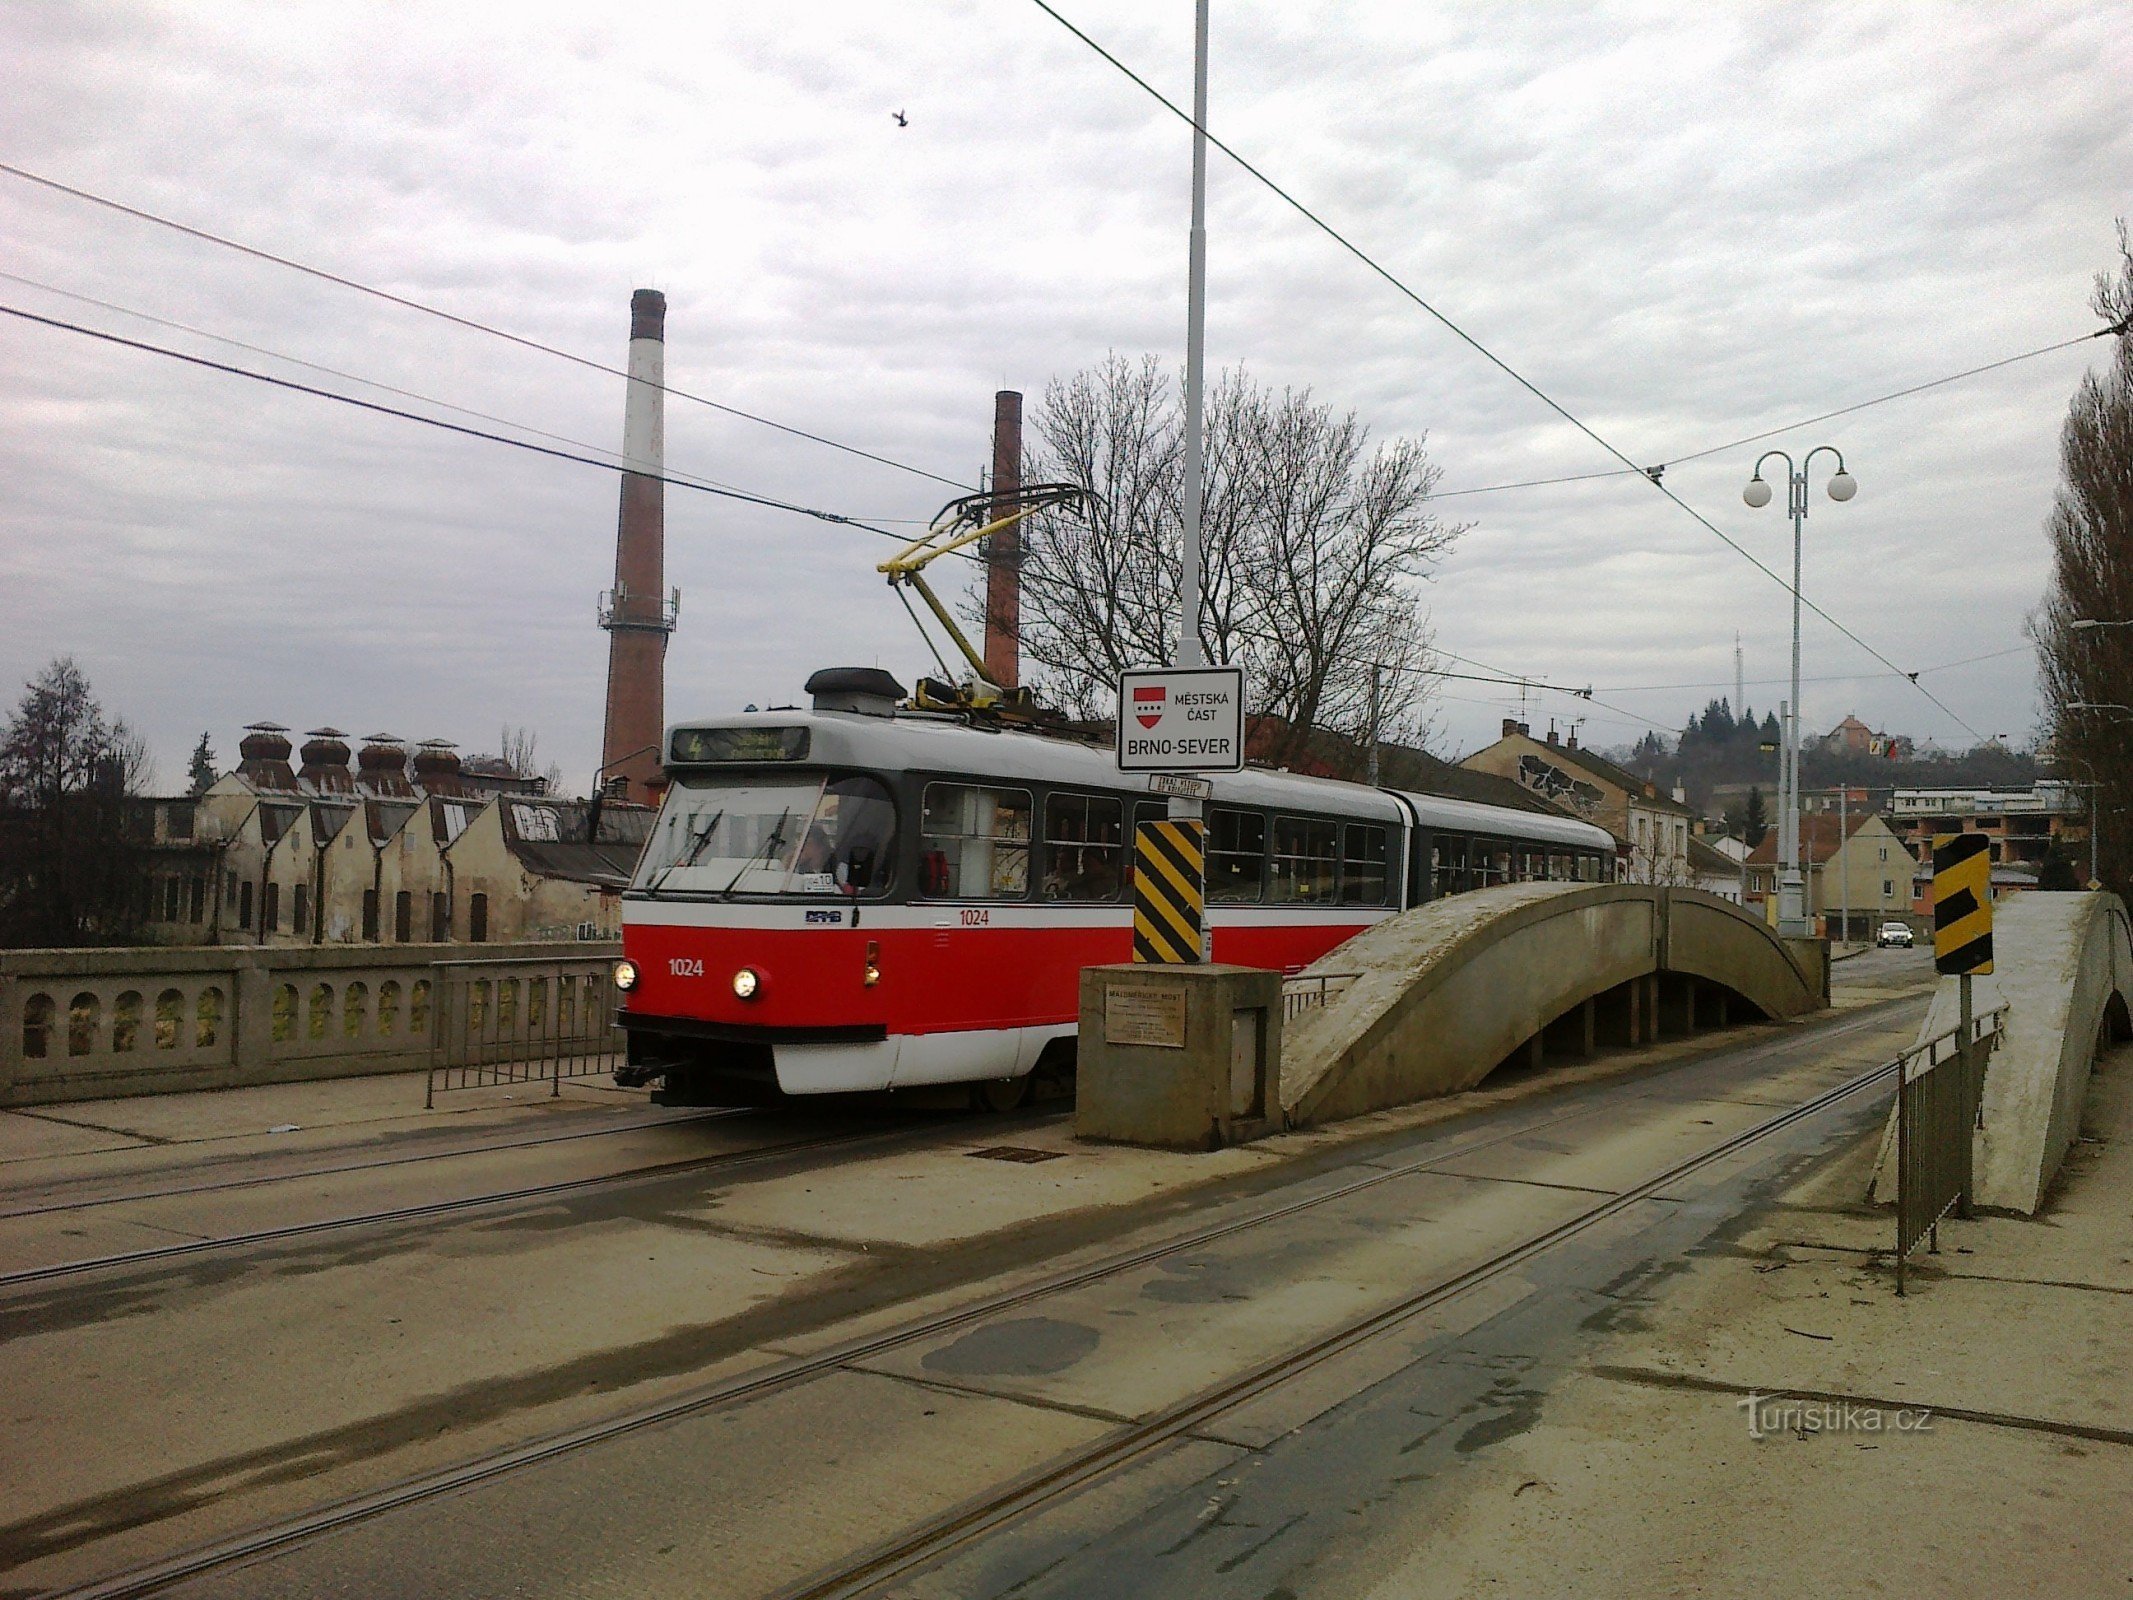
668, 958, 705, 978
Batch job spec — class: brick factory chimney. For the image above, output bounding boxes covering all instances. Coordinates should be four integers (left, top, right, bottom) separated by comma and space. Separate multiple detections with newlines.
981, 389, 1023, 690
599, 289, 674, 805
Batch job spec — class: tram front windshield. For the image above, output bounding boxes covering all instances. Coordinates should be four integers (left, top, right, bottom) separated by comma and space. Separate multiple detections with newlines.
634, 774, 896, 897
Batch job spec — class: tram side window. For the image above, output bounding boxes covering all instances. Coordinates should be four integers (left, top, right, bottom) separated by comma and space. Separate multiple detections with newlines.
1042, 793, 1124, 901
1578, 853, 1603, 882
1208, 809, 1265, 902
920, 784, 1031, 899
1270, 817, 1339, 903
1340, 824, 1389, 905
1548, 851, 1573, 880
1472, 839, 1507, 888
1433, 835, 1471, 898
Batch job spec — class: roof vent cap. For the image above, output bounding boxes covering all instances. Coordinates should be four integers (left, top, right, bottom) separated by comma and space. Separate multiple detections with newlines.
805, 667, 906, 718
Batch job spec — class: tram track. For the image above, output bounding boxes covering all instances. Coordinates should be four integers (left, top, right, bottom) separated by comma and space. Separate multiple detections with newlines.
37, 999, 1920, 1600
0, 1106, 755, 1222
0, 1110, 1036, 1292
781, 1048, 1909, 1599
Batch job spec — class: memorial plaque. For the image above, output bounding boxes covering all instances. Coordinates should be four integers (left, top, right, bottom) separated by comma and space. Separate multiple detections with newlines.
1105, 981, 1188, 1049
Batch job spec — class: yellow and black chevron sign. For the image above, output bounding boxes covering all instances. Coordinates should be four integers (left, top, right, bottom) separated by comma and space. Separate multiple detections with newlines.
1932, 832, 1994, 977
1133, 819, 1205, 964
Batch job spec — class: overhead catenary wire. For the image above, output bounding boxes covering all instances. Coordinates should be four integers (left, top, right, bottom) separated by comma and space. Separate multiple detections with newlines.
0, 270, 826, 512
0, 160, 975, 492
1597, 642, 2034, 696
0, 302, 916, 543
1430, 331, 2108, 501
5, 292, 1629, 724
1027, 0, 2005, 742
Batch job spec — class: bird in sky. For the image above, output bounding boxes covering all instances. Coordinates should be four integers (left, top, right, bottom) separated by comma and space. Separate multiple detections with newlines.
892, 109, 908, 127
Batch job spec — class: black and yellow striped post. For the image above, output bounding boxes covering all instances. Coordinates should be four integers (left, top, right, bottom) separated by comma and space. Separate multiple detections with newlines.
1133, 819, 1206, 964
1932, 833, 1994, 977
1934, 831, 1994, 1220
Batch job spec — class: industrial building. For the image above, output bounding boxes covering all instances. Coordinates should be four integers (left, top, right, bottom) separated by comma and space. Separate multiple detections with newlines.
130, 725, 650, 947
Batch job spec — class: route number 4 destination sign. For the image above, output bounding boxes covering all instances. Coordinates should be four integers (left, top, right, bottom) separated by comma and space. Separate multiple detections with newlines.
1116, 666, 1247, 772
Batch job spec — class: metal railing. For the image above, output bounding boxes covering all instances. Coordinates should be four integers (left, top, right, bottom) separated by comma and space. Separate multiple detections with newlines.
425, 955, 624, 1106
1894, 1001, 2007, 1294
1282, 972, 1360, 1022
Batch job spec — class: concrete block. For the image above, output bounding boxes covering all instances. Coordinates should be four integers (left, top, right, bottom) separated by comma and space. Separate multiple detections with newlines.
1075, 964, 1282, 1151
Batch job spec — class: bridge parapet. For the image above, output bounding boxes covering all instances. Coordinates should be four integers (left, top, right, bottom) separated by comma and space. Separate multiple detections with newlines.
1871, 890, 2133, 1214
1281, 883, 1826, 1127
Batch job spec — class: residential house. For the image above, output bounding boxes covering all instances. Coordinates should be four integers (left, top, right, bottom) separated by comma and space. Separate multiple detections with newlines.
1460, 720, 1696, 883
1743, 811, 1916, 940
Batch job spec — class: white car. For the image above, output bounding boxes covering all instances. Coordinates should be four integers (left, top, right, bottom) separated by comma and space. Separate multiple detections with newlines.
1877, 922, 1915, 948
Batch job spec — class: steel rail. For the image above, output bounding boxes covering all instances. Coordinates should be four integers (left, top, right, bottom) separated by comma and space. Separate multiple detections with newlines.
787, 1046, 1920, 1599
0, 1114, 1017, 1291
0, 1108, 752, 1222
39, 997, 1925, 1600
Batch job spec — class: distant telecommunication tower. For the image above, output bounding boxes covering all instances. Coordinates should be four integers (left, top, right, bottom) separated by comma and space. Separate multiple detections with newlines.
1734, 631, 1745, 714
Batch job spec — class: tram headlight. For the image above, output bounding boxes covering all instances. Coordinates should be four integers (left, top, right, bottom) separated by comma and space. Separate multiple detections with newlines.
732, 967, 761, 1000
613, 959, 638, 992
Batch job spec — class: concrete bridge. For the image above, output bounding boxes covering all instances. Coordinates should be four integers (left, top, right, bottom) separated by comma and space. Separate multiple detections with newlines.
1282, 882, 1828, 1127
1872, 890, 2133, 1214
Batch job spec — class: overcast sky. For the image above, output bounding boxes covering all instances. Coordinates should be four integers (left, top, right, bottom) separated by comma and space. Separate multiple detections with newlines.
2, 1, 2126, 788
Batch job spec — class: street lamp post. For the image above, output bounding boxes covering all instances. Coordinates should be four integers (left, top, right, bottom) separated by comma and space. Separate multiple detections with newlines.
1744, 448, 1857, 939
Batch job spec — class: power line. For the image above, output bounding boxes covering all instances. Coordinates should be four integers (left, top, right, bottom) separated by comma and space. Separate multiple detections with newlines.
1597, 643, 2033, 695
0, 302, 918, 543
0, 269, 814, 511
1429, 332, 2104, 500
0, 160, 974, 492
7, 292, 1664, 727
1028, 1, 1988, 740
1657, 333, 2116, 469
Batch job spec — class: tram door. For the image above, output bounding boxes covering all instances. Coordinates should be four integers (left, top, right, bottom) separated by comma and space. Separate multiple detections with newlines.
1432, 835, 1469, 899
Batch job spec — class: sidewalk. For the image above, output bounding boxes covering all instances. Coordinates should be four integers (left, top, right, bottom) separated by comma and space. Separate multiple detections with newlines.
1356, 1040, 2133, 1598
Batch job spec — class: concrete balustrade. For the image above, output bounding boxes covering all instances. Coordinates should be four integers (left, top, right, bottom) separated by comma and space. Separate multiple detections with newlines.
0, 941, 619, 1106
1280, 883, 1828, 1127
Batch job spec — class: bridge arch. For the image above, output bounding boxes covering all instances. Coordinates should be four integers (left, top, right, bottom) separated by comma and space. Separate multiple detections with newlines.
1280, 882, 1826, 1127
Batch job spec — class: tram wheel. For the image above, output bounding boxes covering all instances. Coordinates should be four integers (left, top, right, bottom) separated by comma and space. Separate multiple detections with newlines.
970, 1074, 1031, 1113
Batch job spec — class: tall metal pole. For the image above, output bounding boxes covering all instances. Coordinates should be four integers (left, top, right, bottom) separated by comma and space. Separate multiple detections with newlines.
1170, 0, 1212, 961
1177, 0, 1210, 675
1838, 785, 1848, 945
1366, 663, 1382, 787
1781, 467, 1806, 937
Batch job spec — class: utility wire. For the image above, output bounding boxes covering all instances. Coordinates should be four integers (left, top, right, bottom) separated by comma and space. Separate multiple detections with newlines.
1655, 332, 2114, 469
7, 294, 1665, 722
0, 160, 974, 492
0, 270, 816, 511
1598, 643, 2033, 696
0, 302, 916, 542
1432, 330, 2105, 500
1029, 0, 1990, 739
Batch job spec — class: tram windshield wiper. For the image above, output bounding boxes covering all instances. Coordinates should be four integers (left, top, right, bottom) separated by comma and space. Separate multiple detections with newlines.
646, 808, 724, 894
717, 807, 792, 899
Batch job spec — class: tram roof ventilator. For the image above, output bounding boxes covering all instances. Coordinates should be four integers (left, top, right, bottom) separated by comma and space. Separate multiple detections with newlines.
805, 667, 907, 718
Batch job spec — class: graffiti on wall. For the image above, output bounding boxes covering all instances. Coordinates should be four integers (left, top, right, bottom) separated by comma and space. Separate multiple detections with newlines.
1517, 754, 1606, 817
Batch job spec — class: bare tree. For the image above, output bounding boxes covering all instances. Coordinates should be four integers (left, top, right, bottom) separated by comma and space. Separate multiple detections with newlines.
1008, 357, 1463, 759
483, 725, 563, 794
0, 657, 149, 946
2034, 221, 2133, 895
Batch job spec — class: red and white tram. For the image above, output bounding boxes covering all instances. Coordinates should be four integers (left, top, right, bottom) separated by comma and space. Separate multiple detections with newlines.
612, 669, 1615, 1106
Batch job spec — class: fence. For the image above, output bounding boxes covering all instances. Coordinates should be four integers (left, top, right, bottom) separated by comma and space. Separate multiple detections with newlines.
1282, 972, 1360, 1023
1893, 1000, 2007, 1294
425, 955, 625, 1105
